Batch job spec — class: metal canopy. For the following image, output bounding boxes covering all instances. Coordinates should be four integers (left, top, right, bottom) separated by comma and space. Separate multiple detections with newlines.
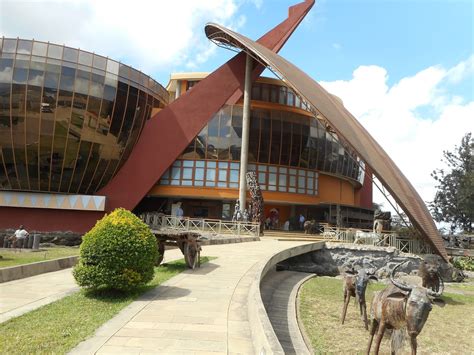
205, 23, 448, 261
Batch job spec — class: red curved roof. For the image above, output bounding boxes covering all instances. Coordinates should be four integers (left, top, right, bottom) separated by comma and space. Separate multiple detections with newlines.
204, 23, 448, 261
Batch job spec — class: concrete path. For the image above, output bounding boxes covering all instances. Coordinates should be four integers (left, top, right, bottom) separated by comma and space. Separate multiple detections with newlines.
261, 270, 313, 355
71, 239, 309, 354
0, 248, 186, 324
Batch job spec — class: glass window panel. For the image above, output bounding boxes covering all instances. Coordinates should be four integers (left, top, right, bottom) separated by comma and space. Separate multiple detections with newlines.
258, 165, 267, 172
230, 162, 239, 169
218, 169, 227, 181
195, 168, 204, 180
279, 86, 287, 105
170, 180, 180, 186
31, 55, 46, 64
268, 185, 277, 191
307, 171, 315, 178
47, 44, 63, 59
308, 177, 314, 189
218, 162, 228, 169
278, 186, 286, 192
63, 47, 78, 62
307, 189, 314, 195
0, 58, 13, 83
78, 50, 93, 66
258, 172, 266, 184
261, 84, 269, 101
182, 180, 192, 186
229, 169, 239, 182
171, 167, 181, 180
289, 168, 297, 174
229, 182, 238, 188
93, 54, 107, 70
13, 68, 28, 83
195, 181, 204, 186
207, 161, 216, 168
172, 160, 182, 167
196, 161, 205, 168
279, 174, 287, 186
269, 166, 277, 173
118, 64, 129, 78
217, 182, 227, 187
298, 176, 305, 188
298, 170, 306, 176
248, 163, 256, 171
205, 181, 215, 187
289, 175, 296, 187
183, 160, 194, 167
268, 173, 277, 185
289, 187, 296, 193
279, 167, 287, 173
298, 188, 305, 193
16, 40, 31, 54
107, 59, 119, 75
3, 39, 17, 53
160, 180, 169, 185
74, 77, 89, 95
32, 42, 48, 56
183, 168, 193, 179
28, 68, 44, 87
206, 168, 215, 181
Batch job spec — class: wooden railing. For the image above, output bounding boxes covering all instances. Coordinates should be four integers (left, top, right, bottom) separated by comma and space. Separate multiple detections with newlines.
140, 213, 261, 237
321, 225, 433, 255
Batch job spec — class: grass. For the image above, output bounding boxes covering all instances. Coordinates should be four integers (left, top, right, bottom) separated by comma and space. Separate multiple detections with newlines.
299, 277, 474, 354
0, 247, 80, 268
0, 256, 215, 355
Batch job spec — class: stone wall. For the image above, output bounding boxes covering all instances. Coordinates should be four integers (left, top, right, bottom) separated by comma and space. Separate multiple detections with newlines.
0, 229, 82, 247
276, 243, 465, 282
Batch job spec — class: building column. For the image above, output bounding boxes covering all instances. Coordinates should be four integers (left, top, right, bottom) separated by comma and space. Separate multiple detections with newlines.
175, 80, 181, 100
238, 54, 253, 212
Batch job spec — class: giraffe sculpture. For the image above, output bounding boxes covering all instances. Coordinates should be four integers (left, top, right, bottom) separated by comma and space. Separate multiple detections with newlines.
246, 171, 265, 234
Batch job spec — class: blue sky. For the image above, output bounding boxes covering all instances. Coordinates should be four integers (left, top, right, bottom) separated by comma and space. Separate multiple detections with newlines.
180, 0, 473, 97
1, 0, 473, 207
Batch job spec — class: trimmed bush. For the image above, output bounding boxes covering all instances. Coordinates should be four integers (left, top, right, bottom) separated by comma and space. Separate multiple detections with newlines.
73, 208, 158, 291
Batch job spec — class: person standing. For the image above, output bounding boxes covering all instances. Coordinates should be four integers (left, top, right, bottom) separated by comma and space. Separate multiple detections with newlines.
10, 225, 29, 248
175, 202, 184, 220
299, 214, 305, 230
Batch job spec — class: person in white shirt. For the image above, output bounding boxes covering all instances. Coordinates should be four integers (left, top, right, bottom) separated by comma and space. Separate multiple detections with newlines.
10, 225, 29, 248
299, 214, 305, 230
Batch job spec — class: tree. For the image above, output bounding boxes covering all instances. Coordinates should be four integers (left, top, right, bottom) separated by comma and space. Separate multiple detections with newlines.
430, 133, 473, 233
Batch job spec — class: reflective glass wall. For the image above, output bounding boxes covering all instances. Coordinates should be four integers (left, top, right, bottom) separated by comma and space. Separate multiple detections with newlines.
0, 38, 168, 194
180, 104, 362, 183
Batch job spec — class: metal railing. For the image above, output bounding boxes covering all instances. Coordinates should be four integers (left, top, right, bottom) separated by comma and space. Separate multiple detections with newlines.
321, 225, 433, 255
140, 213, 261, 237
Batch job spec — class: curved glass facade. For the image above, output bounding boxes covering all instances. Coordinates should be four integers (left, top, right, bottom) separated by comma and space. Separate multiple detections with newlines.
0, 38, 168, 194
180, 103, 362, 183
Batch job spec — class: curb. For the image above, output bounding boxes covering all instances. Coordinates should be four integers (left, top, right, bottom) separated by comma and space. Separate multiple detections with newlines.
0, 256, 79, 283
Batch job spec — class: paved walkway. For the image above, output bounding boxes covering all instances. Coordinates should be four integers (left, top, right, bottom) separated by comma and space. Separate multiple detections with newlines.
0, 248, 186, 324
71, 239, 309, 354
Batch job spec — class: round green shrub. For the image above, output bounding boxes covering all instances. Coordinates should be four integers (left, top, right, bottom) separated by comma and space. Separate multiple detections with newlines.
73, 208, 158, 291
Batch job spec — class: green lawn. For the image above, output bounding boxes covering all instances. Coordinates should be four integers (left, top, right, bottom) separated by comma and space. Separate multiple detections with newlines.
0, 247, 80, 268
299, 276, 474, 354
0, 257, 214, 354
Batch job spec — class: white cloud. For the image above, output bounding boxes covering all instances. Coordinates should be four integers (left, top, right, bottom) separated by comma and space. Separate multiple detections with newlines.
0, 0, 244, 74
320, 58, 474, 211
332, 43, 341, 50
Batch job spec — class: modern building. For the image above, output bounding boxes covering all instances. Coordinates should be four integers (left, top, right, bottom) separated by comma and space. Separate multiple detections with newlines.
0, 0, 448, 260
137, 73, 374, 229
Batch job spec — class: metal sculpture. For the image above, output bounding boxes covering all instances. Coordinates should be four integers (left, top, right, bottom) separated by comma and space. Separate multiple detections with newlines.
341, 267, 377, 330
246, 171, 264, 233
367, 261, 444, 355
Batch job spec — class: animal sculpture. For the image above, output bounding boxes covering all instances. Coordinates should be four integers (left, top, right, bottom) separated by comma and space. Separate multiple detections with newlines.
341, 267, 378, 330
366, 261, 444, 355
